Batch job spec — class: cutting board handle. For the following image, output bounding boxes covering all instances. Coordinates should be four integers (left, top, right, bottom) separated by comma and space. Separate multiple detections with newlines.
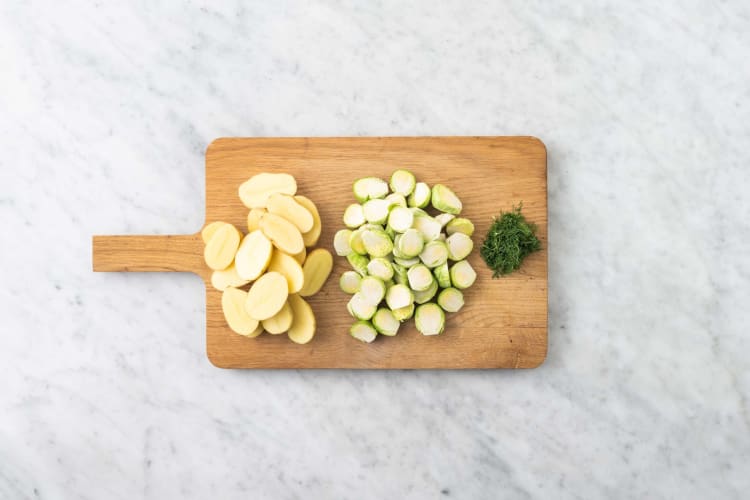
92, 234, 204, 273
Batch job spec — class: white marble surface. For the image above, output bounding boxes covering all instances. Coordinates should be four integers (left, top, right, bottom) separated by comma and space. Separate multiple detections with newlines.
1, 1, 748, 498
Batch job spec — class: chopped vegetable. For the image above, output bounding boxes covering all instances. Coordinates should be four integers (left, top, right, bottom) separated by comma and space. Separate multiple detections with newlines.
347, 292, 377, 320
267, 249, 305, 294
205, 171, 329, 343
267, 193, 314, 233
392, 263, 409, 285
434, 213, 455, 228
390, 169, 417, 196
343, 203, 366, 228
450, 260, 477, 289
299, 248, 333, 297
419, 240, 449, 268
387, 206, 413, 233
350, 320, 378, 343
244, 272, 289, 321
339, 270, 362, 294
415, 303, 445, 335
408, 182, 431, 208
260, 212, 304, 255
363, 198, 390, 224
262, 301, 294, 334
384, 192, 407, 209
385, 283, 414, 310
412, 214, 442, 242
437, 287, 464, 313
396, 228, 424, 257
346, 253, 369, 276
204, 223, 241, 271
235, 230, 273, 280
413, 279, 438, 304
222, 287, 259, 336
333, 229, 353, 256
367, 257, 394, 281
446, 217, 475, 237
353, 177, 389, 203
480, 204, 541, 277
362, 229, 393, 257
430, 184, 462, 214
287, 294, 316, 344
446, 232, 474, 261
372, 308, 400, 336
359, 276, 386, 305
391, 303, 415, 322
349, 228, 367, 255
433, 263, 451, 289
238, 172, 297, 208
334, 170, 478, 342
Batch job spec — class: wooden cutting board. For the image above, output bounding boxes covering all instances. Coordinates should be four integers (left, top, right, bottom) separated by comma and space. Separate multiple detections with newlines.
93, 137, 547, 369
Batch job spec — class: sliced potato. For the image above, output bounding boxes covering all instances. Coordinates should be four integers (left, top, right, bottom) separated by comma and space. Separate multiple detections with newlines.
247, 208, 265, 233
267, 193, 314, 233
201, 221, 229, 244
238, 173, 297, 208
234, 230, 273, 280
287, 294, 315, 344
267, 250, 304, 294
292, 246, 307, 266
260, 212, 305, 255
244, 272, 289, 320
299, 248, 333, 297
294, 195, 322, 247
245, 323, 265, 338
221, 287, 260, 336
204, 224, 241, 271
262, 300, 294, 334
210, 264, 250, 291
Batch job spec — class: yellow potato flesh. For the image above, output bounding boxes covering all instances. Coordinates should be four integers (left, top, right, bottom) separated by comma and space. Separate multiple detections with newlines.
262, 300, 294, 334
247, 208, 265, 232
201, 221, 229, 244
234, 230, 273, 281
203, 224, 241, 271
260, 212, 304, 256
299, 248, 333, 297
294, 195, 322, 247
244, 272, 289, 320
267, 250, 304, 294
287, 294, 316, 344
292, 247, 307, 266
267, 193, 314, 233
238, 173, 297, 208
221, 287, 260, 336
210, 264, 250, 291
245, 323, 264, 338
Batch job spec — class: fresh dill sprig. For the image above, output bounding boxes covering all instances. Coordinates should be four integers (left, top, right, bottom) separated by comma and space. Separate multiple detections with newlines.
480, 203, 541, 277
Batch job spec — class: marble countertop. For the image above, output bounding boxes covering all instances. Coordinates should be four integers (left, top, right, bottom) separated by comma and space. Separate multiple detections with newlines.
1, 1, 748, 498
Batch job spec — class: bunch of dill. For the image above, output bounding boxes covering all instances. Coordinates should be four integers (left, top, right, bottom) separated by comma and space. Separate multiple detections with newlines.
480, 204, 541, 277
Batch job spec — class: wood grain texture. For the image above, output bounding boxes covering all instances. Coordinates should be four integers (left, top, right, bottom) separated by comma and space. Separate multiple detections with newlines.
93, 137, 548, 369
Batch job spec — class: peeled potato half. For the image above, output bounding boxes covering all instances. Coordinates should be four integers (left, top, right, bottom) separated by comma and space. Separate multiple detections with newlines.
267, 250, 304, 294
287, 294, 315, 344
260, 212, 305, 256
238, 173, 297, 208
222, 288, 260, 336
267, 193, 314, 233
235, 230, 273, 281
294, 195, 322, 247
262, 301, 294, 334
299, 248, 333, 297
204, 223, 241, 271
244, 272, 289, 320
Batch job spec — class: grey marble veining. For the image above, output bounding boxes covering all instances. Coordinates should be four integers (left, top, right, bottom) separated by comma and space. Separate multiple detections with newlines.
1, 1, 748, 498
